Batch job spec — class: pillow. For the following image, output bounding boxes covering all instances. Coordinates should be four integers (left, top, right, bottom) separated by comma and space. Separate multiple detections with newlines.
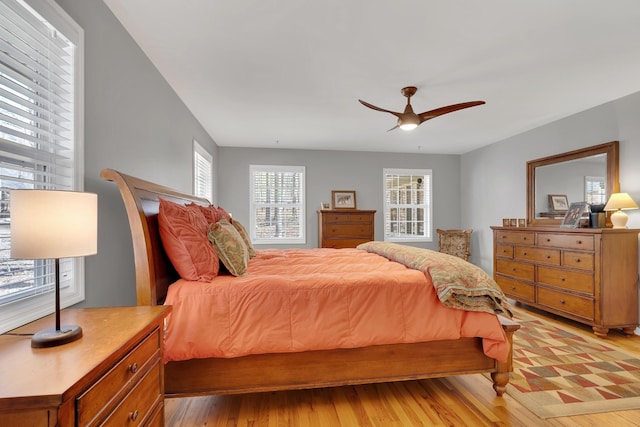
216, 206, 232, 221
158, 198, 219, 281
190, 203, 224, 224
231, 219, 257, 258
208, 218, 249, 276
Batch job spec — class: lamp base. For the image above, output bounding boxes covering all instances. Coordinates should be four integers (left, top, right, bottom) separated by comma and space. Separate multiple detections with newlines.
31, 325, 83, 348
610, 209, 629, 229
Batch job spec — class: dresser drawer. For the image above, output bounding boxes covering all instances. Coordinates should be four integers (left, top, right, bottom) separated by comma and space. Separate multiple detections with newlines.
324, 213, 371, 223
325, 223, 371, 237
537, 233, 594, 251
538, 287, 594, 320
323, 238, 370, 249
562, 251, 594, 270
102, 361, 162, 427
514, 247, 560, 265
495, 244, 513, 258
495, 275, 535, 302
77, 328, 160, 426
495, 259, 534, 281
495, 231, 535, 245
537, 266, 594, 294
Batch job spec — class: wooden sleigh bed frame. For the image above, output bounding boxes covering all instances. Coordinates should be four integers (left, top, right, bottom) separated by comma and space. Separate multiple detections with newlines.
101, 168, 519, 398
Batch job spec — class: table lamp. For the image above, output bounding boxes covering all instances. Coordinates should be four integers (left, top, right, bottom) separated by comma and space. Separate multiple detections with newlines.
10, 190, 97, 348
603, 192, 638, 229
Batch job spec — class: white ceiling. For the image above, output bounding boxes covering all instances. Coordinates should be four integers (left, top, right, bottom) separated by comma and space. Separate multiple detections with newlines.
103, 0, 640, 155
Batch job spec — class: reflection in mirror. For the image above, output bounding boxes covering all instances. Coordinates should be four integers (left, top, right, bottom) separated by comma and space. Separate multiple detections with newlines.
526, 141, 619, 227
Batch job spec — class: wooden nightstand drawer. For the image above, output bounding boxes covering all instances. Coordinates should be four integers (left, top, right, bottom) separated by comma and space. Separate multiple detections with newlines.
77, 328, 161, 426
562, 251, 594, 270
495, 231, 535, 245
537, 233, 594, 251
538, 287, 594, 320
537, 266, 594, 294
495, 275, 534, 302
101, 361, 162, 427
495, 259, 534, 281
514, 247, 560, 265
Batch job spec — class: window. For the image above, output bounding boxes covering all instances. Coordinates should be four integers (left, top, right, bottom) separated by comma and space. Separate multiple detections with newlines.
0, 0, 84, 333
250, 165, 305, 245
193, 139, 212, 201
383, 168, 432, 242
585, 176, 606, 205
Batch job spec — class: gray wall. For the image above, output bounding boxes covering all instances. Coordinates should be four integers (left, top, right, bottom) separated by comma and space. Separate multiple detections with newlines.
218, 148, 460, 250
56, 0, 218, 307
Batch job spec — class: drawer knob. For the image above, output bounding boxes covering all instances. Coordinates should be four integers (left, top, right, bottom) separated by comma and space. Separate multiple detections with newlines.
511, 268, 516, 272
128, 363, 138, 373
511, 286, 516, 290
546, 238, 551, 242
522, 252, 527, 255
545, 255, 550, 259
129, 410, 139, 421
560, 277, 565, 281
576, 240, 582, 244
559, 299, 565, 304
574, 258, 580, 263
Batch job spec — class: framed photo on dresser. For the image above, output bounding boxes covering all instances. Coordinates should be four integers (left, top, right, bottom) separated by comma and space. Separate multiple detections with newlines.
560, 202, 587, 228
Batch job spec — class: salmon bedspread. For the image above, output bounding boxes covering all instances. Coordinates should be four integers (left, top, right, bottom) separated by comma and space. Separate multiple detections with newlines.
163, 248, 510, 363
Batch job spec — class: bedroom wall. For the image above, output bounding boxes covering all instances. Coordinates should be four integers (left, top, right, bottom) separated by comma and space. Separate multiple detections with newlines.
55, 0, 218, 307
217, 148, 461, 250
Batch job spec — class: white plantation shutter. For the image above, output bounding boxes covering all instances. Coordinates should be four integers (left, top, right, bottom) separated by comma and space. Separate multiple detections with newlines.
383, 168, 432, 242
250, 165, 305, 244
193, 139, 212, 201
0, 0, 84, 332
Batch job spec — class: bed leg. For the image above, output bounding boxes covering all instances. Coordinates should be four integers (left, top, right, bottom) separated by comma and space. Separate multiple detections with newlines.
493, 317, 520, 396
490, 371, 509, 396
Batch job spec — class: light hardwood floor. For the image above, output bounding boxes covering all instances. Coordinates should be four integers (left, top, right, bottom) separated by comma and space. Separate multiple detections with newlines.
164, 304, 640, 426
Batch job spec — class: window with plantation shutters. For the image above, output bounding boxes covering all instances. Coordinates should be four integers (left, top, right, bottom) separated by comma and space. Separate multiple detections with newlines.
193, 139, 212, 201
250, 165, 305, 244
0, 0, 84, 333
383, 168, 432, 242
585, 176, 606, 205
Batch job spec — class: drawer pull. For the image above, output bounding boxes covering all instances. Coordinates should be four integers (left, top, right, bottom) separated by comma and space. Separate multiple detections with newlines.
545, 255, 550, 259
511, 268, 516, 272
129, 410, 139, 421
511, 286, 516, 290
559, 299, 565, 304
560, 277, 565, 281
576, 240, 582, 244
546, 238, 551, 242
574, 258, 581, 263
522, 252, 527, 255
128, 362, 138, 374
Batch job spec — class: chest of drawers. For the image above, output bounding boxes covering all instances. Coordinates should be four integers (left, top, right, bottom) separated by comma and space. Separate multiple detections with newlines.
318, 210, 376, 248
492, 226, 639, 336
0, 306, 170, 426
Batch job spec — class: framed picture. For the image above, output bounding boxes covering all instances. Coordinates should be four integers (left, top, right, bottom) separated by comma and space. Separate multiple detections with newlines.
518, 218, 526, 228
331, 190, 356, 209
320, 202, 331, 210
549, 194, 569, 212
502, 218, 510, 227
509, 218, 517, 227
561, 202, 587, 228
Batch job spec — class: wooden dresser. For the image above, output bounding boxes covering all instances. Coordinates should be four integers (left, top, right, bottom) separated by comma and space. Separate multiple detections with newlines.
318, 210, 376, 248
492, 226, 639, 336
0, 306, 170, 426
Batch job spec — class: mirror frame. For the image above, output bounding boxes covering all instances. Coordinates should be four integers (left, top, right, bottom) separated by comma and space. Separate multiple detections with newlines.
527, 141, 619, 227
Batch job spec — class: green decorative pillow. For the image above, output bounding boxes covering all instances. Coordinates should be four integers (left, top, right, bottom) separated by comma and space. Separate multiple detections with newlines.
231, 219, 256, 258
208, 218, 249, 276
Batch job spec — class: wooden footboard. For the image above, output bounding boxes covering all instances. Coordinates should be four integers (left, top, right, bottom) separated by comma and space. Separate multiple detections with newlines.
101, 168, 519, 398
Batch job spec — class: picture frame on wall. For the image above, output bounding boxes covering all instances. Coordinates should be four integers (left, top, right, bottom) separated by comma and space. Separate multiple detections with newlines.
549, 194, 569, 212
561, 202, 587, 228
331, 190, 356, 209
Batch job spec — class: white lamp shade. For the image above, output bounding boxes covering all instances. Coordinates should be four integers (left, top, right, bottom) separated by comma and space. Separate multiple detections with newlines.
604, 192, 639, 211
10, 190, 97, 259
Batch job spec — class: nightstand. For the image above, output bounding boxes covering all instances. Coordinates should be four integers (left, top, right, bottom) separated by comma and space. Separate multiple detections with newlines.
0, 306, 170, 426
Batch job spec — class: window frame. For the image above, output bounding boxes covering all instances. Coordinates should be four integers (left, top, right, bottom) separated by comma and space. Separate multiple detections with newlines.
383, 168, 432, 243
0, 0, 84, 333
193, 139, 213, 201
249, 164, 306, 245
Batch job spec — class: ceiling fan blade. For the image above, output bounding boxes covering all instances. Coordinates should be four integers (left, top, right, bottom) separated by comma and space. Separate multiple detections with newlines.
386, 124, 399, 132
358, 99, 402, 118
418, 101, 485, 123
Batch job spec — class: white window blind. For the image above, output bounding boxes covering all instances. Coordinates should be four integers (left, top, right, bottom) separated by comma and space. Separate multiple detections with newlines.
250, 165, 305, 245
383, 168, 432, 242
193, 139, 212, 201
585, 176, 606, 205
0, 0, 84, 333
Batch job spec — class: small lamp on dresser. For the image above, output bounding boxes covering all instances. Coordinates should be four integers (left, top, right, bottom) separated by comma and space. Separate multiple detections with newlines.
10, 190, 97, 348
604, 192, 639, 229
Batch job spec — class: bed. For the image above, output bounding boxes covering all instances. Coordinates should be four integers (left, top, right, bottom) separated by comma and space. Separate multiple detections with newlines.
101, 168, 519, 398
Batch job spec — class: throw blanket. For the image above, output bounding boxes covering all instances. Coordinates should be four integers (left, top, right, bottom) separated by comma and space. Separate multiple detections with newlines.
357, 241, 512, 317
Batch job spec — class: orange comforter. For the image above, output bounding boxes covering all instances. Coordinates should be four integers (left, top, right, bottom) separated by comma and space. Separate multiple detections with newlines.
163, 248, 509, 363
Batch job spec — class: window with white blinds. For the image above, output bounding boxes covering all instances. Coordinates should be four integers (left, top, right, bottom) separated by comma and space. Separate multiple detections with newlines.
383, 168, 432, 242
193, 139, 212, 201
0, 0, 84, 333
250, 165, 305, 245
585, 176, 606, 205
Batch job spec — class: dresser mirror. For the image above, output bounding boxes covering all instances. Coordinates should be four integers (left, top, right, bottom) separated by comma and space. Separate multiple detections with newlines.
526, 141, 619, 226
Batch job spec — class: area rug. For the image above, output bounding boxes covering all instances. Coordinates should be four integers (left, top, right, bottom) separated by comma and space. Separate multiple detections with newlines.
498, 312, 640, 419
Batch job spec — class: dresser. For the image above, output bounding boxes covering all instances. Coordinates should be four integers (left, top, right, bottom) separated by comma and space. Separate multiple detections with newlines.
0, 306, 170, 426
492, 226, 639, 336
318, 210, 376, 248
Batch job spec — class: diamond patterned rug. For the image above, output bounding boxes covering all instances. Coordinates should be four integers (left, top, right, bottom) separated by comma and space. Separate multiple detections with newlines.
499, 311, 640, 419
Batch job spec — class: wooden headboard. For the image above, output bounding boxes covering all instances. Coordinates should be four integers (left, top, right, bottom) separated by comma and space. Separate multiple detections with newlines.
101, 169, 210, 306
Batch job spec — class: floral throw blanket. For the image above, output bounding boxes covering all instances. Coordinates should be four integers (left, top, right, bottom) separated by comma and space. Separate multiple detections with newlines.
357, 241, 512, 317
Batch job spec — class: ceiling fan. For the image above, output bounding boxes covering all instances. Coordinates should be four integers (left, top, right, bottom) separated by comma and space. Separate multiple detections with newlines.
358, 86, 485, 131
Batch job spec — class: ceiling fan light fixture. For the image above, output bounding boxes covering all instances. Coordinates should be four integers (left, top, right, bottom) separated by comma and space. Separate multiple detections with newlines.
399, 122, 418, 131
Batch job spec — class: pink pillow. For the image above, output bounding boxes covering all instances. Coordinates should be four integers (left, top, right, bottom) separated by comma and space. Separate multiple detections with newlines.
158, 198, 219, 281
